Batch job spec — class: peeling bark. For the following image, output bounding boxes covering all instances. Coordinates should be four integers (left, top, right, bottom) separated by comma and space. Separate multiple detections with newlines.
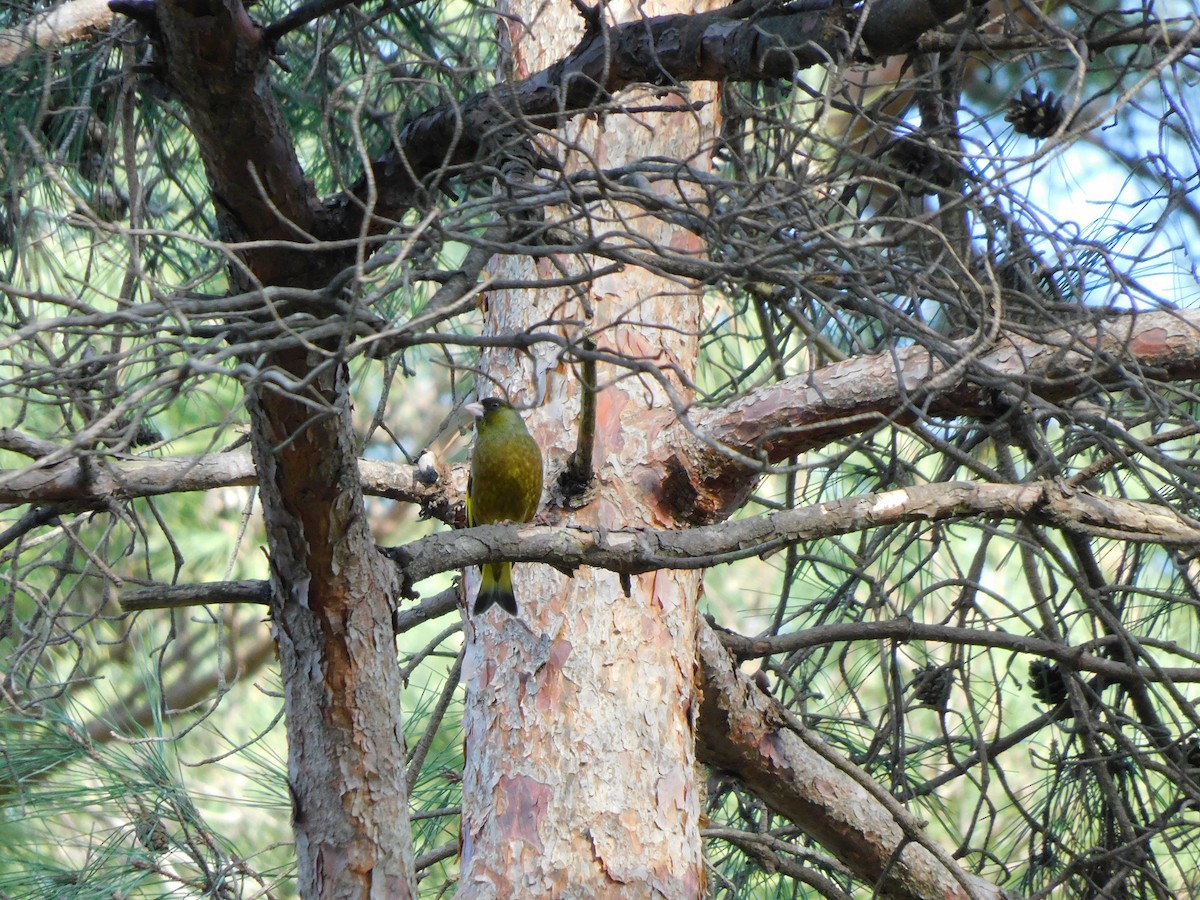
150, 2, 416, 896
674, 309, 1200, 519
246, 364, 415, 900
455, 0, 714, 894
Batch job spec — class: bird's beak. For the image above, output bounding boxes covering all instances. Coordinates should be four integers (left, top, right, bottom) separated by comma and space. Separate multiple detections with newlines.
464, 402, 485, 419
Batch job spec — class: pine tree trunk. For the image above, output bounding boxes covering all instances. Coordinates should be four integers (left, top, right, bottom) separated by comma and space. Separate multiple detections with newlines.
247, 354, 416, 900
458, 0, 717, 895
146, 5, 419, 895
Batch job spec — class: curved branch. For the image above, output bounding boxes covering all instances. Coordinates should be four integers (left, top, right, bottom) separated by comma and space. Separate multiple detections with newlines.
323, 0, 972, 233
678, 308, 1200, 518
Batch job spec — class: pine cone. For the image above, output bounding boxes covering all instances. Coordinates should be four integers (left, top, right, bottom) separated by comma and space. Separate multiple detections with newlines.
1006, 88, 1065, 138
1028, 659, 1070, 710
911, 663, 955, 711
887, 135, 958, 195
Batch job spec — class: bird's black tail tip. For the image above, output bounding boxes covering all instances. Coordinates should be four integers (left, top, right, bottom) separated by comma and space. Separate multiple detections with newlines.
473, 588, 518, 617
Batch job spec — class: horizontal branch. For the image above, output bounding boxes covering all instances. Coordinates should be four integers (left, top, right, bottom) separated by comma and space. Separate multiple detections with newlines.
381, 479, 1200, 593
915, 18, 1200, 54
0, 444, 458, 520
0, 447, 257, 506
97, 0, 973, 282
715, 617, 1200, 684
121, 579, 272, 610
0, 0, 113, 67
708, 307, 1200, 461
118, 578, 461, 635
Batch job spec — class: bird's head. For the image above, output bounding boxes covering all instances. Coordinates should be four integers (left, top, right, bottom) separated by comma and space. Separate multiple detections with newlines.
465, 397, 522, 433
465, 396, 508, 418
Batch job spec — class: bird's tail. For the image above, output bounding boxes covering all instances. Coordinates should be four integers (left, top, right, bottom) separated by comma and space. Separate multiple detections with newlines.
474, 561, 518, 616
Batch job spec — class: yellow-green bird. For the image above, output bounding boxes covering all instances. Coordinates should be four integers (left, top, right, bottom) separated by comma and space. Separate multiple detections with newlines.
466, 397, 544, 615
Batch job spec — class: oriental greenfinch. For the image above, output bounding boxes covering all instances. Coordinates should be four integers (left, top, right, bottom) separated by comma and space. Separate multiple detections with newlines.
465, 397, 543, 615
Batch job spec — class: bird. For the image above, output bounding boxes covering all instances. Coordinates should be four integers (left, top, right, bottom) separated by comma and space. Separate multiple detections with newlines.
465, 397, 543, 615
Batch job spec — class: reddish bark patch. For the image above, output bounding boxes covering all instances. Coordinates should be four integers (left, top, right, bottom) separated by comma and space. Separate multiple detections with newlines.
533, 639, 574, 713
1126, 326, 1170, 356
594, 388, 630, 459
494, 774, 551, 852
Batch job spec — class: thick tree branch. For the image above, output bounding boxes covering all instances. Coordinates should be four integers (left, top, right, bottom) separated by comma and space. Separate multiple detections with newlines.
320, 0, 976, 235
0, 447, 258, 506
696, 621, 1010, 900
121, 579, 273, 610
96, 0, 979, 280
0, 446, 459, 519
0, 0, 114, 66
262, 0, 370, 45
677, 308, 1200, 518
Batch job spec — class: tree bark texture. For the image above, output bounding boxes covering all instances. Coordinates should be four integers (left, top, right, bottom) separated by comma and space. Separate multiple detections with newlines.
456, 0, 716, 895
153, 2, 416, 896
246, 364, 416, 900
